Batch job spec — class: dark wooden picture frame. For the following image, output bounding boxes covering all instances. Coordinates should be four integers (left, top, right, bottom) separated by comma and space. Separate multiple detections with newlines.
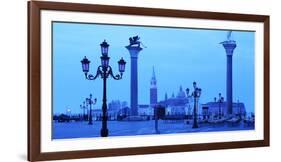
28, 1, 270, 161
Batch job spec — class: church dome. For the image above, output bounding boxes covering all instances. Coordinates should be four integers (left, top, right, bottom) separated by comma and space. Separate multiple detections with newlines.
177, 86, 186, 98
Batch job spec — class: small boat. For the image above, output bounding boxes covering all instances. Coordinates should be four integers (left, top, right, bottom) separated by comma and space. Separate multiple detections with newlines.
226, 117, 240, 123
208, 118, 226, 124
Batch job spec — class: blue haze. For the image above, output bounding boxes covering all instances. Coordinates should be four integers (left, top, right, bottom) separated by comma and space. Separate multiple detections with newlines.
52, 22, 255, 115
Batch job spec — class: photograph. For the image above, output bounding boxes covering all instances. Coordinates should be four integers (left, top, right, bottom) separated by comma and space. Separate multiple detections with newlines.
52, 22, 255, 139
28, 1, 270, 161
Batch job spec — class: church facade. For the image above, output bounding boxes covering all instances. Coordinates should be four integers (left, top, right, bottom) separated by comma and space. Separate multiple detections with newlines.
158, 86, 192, 116
145, 67, 193, 116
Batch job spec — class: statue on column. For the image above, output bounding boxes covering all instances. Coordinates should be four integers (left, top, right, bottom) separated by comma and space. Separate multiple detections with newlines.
128, 35, 147, 48
227, 31, 232, 40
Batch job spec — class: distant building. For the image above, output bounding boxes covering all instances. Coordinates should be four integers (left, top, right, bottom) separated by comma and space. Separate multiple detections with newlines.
201, 102, 246, 119
92, 109, 102, 120
108, 100, 121, 111
118, 107, 130, 116
138, 104, 152, 116
121, 101, 128, 109
92, 100, 127, 119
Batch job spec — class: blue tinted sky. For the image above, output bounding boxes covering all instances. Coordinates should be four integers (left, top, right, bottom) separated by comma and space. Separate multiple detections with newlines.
52, 22, 255, 114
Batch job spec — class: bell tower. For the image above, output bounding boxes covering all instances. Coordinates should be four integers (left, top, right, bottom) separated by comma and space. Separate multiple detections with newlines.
150, 67, 157, 107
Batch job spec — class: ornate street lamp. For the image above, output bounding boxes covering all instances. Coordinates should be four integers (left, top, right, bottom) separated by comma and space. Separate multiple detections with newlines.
81, 40, 126, 137
100, 40, 109, 56
186, 81, 202, 128
86, 94, 97, 125
118, 57, 126, 73
81, 56, 90, 74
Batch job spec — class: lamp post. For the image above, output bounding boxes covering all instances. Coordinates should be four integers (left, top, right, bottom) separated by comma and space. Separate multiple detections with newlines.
86, 100, 89, 121
217, 93, 224, 119
80, 104, 82, 120
81, 40, 126, 137
80, 101, 87, 121
186, 81, 202, 128
80, 104, 83, 120
154, 105, 160, 134
86, 94, 97, 125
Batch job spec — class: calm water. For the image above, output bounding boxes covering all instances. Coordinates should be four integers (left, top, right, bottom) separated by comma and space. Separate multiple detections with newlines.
52, 120, 254, 139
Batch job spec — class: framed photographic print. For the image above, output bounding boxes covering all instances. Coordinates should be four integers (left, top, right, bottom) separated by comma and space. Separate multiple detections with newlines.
28, 1, 270, 161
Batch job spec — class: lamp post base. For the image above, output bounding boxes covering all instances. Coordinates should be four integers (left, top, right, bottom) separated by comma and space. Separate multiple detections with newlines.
88, 116, 93, 125
192, 124, 199, 128
100, 128, 108, 137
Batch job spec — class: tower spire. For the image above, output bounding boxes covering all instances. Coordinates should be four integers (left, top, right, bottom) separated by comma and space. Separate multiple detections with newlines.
152, 66, 156, 79
165, 92, 168, 101
150, 66, 157, 88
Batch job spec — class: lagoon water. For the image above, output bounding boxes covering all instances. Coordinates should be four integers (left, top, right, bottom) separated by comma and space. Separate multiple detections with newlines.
52, 120, 254, 139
